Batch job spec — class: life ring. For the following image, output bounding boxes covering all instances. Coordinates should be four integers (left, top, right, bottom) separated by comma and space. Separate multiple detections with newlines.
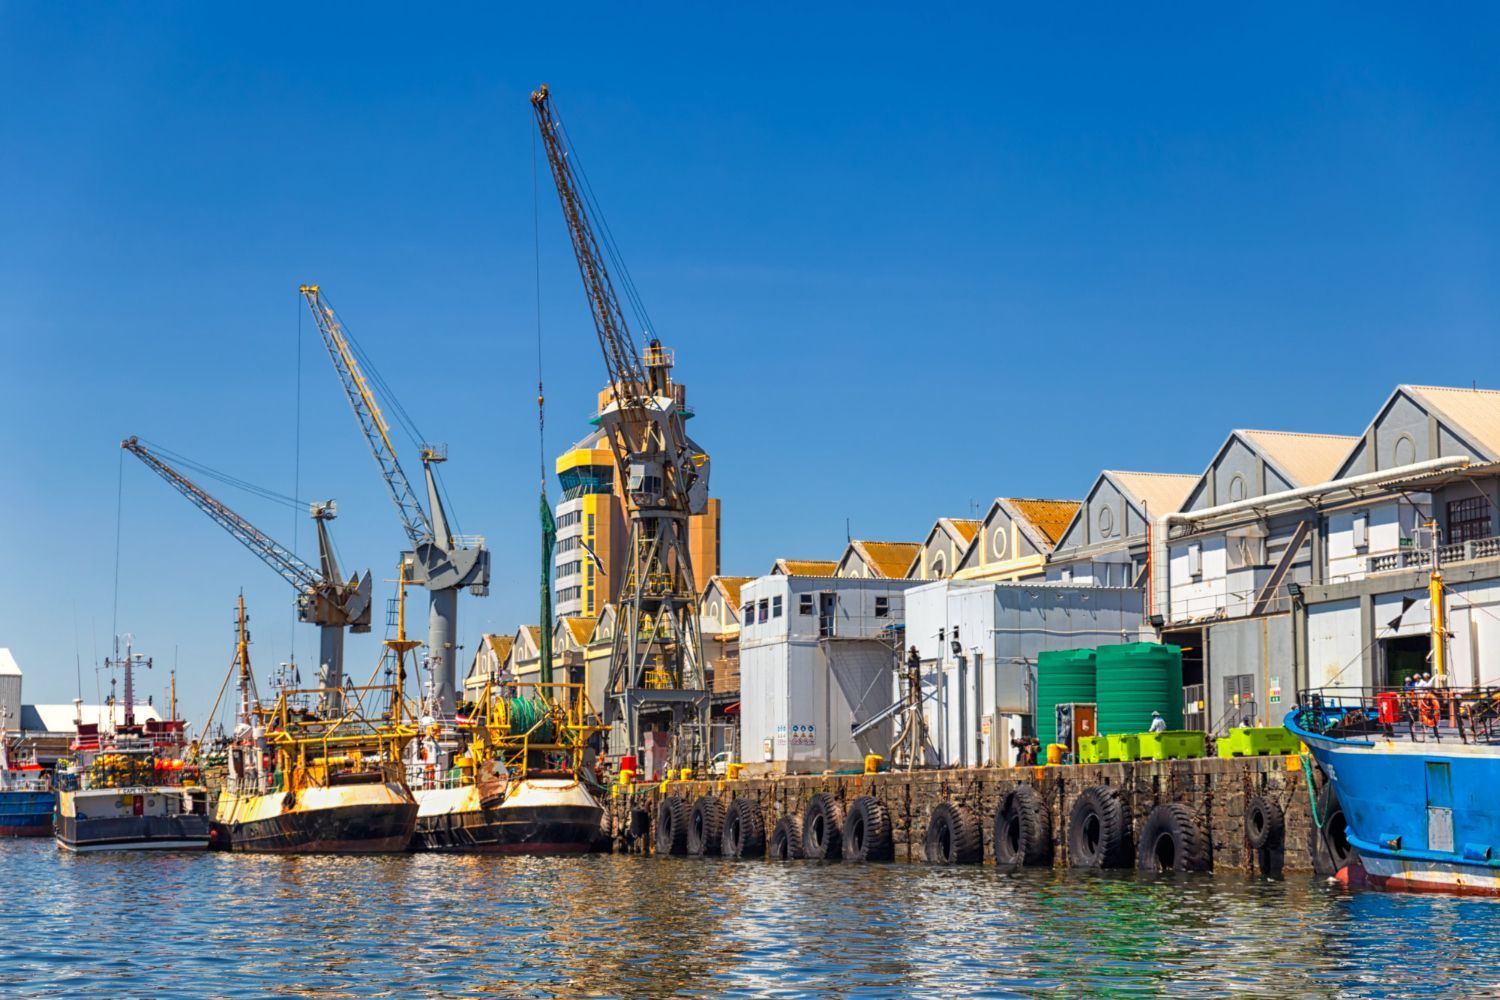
1419, 692, 1442, 728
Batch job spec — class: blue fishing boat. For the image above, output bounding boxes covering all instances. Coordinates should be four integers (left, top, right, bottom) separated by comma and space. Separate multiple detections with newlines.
0, 742, 53, 838
1287, 527, 1500, 895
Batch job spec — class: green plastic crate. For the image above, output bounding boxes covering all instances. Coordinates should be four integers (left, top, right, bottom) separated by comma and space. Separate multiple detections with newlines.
1078, 736, 1106, 765
1105, 733, 1140, 762
1137, 730, 1206, 761
1217, 726, 1302, 758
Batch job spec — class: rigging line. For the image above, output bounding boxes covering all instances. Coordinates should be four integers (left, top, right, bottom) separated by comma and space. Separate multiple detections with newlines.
111, 447, 124, 643
137, 438, 310, 511
534, 121, 546, 490
292, 290, 304, 660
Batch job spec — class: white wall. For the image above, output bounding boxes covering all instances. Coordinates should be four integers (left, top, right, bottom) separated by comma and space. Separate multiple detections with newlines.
1325, 501, 1421, 583
1167, 535, 1229, 621
1306, 599, 1363, 689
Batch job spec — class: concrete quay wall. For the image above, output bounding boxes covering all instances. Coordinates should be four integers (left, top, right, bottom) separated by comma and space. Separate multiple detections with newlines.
608, 754, 1319, 874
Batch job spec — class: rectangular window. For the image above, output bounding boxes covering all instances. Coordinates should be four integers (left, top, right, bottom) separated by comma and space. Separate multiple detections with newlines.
799, 594, 814, 615
587, 564, 595, 584
772, 595, 783, 618
743, 603, 754, 624
875, 596, 890, 618
1352, 512, 1369, 550
587, 514, 595, 534
1448, 497, 1492, 545
758, 599, 769, 624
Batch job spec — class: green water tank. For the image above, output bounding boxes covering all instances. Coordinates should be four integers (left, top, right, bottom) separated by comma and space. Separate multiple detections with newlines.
1096, 642, 1184, 736
1036, 648, 1097, 749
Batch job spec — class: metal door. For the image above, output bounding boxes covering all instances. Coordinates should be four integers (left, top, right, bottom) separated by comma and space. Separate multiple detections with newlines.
1426, 760, 1454, 853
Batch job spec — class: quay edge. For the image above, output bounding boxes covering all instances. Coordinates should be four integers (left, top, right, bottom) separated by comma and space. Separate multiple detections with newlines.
606, 754, 1322, 874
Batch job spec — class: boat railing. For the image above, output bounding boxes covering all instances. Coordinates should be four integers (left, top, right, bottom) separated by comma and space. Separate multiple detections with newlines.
1293, 686, 1500, 745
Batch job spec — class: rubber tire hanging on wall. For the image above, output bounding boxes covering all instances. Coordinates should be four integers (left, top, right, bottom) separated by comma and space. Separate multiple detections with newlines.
1245, 796, 1285, 850
1310, 779, 1355, 877
802, 793, 846, 860
923, 801, 983, 864
769, 814, 805, 861
655, 795, 689, 856
687, 795, 725, 856
842, 795, 895, 862
994, 786, 1053, 866
1136, 802, 1211, 872
721, 798, 766, 858
1067, 785, 1132, 868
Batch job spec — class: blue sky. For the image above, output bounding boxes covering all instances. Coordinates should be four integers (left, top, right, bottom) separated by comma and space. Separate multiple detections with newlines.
3, 4, 1498, 720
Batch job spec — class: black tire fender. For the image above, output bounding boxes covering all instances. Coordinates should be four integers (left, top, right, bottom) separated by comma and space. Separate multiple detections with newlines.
655, 795, 689, 856
1067, 785, 1131, 868
842, 795, 895, 862
923, 801, 983, 864
1137, 802, 1211, 872
802, 793, 846, 861
994, 786, 1052, 866
687, 794, 725, 856
769, 814, 805, 861
721, 798, 767, 858
1245, 795, 1285, 851
1310, 779, 1355, 876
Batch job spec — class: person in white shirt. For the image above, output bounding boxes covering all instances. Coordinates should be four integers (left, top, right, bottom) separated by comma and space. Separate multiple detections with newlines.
1148, 711, 1167, 733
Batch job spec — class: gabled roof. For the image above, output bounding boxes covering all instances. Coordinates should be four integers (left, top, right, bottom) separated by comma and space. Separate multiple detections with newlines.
0, 649, 20, 677
1406, 385, 1500, 458
1105, 471, 1197, 517
705, 575, 754, 608
1007, 499, 1081, 546
484, 634, 514, 665
1237, 430, 1357, 488
586, 605, 617, 645
772, 558, 839, 577
558, 616, 595, 647
908, 518, 983, 576
843, 540, 921, 579
21, 704, 163, 734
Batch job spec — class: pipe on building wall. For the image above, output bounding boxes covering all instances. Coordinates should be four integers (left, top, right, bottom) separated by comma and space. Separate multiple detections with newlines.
1162, 456, 1469, 533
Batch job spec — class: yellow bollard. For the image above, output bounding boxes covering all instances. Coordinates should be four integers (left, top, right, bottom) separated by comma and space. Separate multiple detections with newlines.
864, 754, 883, 775
725, 762, 744, 780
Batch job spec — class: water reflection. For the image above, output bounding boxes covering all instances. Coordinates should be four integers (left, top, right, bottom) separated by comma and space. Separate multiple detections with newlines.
0, 841, 1496, 997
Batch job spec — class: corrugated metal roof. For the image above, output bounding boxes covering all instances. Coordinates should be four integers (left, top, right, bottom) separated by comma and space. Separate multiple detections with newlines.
21, 704, 163, 734
1239, 429, 1358, 487
850, 540, 921, 579
1106, 471, 1197, 517
1006, 499, 1081, 546
1407, 385, 1500, 459
774, 559, 839, 577
708, 576, 754, 608
945, 518, 981, 544
484, 634, 514, 663
559, 616, 595, 647
0, 649, 20, 677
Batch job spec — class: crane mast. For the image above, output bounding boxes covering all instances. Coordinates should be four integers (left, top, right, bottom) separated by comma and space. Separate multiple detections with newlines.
122, 436, 372, 706
531, 84, 710, 768
299, 285, 489, 720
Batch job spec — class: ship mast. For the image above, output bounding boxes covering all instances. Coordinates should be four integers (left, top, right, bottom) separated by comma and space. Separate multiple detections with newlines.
1428, 517, 1449, 686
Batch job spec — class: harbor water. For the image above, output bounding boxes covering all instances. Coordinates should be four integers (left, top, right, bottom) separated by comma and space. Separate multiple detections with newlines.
5, 840, 1498, 998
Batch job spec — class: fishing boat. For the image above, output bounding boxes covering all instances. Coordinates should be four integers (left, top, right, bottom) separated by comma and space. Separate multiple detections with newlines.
411, 680, 607, 853
1287, 522, 1500, 895
0, 741, 54, 837
211, 595, 419, 853
54, 640, 210, 852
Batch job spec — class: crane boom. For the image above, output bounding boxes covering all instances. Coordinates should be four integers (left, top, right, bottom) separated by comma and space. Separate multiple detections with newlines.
123, 437, 320, 591
530, 85, 646, 409
299, 285, 433, 545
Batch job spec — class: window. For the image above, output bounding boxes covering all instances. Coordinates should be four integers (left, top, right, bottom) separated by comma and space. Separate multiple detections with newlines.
799, 594, 814, 615
931, 554, 946, 578
1352, 512, 1369, 550
742, 602, 754, 623
875, 596, 890, 618
758, 599, 769, 624
587, 514, 595, 534
587, 564, 595, 585
772, 596, 783, 618
1449, 496, 1492, 545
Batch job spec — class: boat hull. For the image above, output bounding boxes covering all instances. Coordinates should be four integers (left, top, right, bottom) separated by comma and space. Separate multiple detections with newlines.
55, 787, 210, 852
0, 790, 55, 837
214, 782, 417, 854
413, 779, 603, 854
1288, 711, 1500, 896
